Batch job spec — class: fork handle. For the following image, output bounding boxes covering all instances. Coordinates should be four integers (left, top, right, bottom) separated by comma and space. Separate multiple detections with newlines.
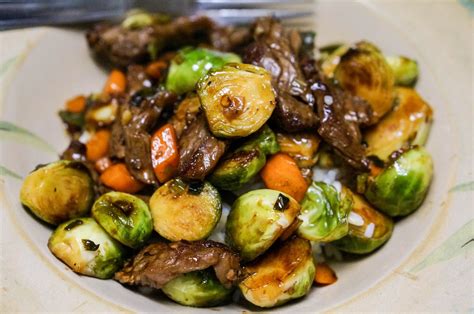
0, 0, 131, 30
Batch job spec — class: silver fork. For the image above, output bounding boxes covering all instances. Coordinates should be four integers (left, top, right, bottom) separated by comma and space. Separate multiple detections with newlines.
0, 0, 314, 30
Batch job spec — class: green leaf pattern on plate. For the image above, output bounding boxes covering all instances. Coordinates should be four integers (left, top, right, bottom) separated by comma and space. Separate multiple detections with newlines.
410, 219, 474, 273
449, 181, 474, 192
0, 55, 18, 78
0, 120, 56, 153
0, 165, 22, 180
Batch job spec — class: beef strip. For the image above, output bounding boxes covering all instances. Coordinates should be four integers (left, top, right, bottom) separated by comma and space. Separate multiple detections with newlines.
115, 241, 241, 289
209, 26, 252, 53
87, 16, 215, 67
243, 18, 318, 132
110, 87, 178, 185
109, 114, 126, 159
178, 114, 227, 181
126, 65, 152, 95
302, 56, 371, 170
168, 94, 201, 139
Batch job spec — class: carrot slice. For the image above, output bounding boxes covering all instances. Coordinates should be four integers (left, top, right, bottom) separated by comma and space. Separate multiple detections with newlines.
314, 262, 337, 286
151, 123, 179, 183
260, 153, 309, 202
65, 95, 86, 113
145, 61, 168, 79
100, 163, 144, 193
103, 69, 127, 95
86, 129, 111, 162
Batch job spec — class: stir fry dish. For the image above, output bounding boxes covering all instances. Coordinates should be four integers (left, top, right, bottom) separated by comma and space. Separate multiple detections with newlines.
19, 11, 434, 309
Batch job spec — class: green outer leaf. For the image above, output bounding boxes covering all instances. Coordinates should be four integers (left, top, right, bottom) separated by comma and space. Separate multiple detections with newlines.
297, 181, 351, 242
0, 121, 56, 153
449, 181, 474, 192
0, 165, 22, 180
410, 219, 474, 273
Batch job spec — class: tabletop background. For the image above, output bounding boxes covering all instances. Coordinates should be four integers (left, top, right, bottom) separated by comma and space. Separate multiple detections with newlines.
0, 0, 472, 312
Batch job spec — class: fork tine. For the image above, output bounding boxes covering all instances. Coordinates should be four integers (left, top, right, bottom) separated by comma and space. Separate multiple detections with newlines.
202, 8, 313, 25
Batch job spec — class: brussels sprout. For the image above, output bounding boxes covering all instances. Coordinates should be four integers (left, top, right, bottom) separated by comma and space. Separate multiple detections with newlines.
385, 55, 419, 86
197, 63, 276, 138
226, 189, 300, 261
277, 132, 321, 168
149, 179, 221, 241
122, 10, 170, 30
297, 182, 352, 242
122, 12, 155, 29
333, 190, 393, 254
162, 270, 233, 307
365, 146, 433, 216
365, 87, 433, 161
239, 237, 315, 308
209, 148, 266, 191
334, 41, 395, 121
91, 192, 153, 248
48, 217, 125, 279
320, 44, 349, 78
243, 125, 280, 155
20, 160, 94, 225
210, 125, 279, 191
166, 47, 241, 95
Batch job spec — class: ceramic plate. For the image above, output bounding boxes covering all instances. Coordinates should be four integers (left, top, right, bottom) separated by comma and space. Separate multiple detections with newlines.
1, 1, 472, 312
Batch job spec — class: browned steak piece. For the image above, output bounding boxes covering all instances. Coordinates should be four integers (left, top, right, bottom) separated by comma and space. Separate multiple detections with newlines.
177, 114, 227, 181
115, 241, 241, 289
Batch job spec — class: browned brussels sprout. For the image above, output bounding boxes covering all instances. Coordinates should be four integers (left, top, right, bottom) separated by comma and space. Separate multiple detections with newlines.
365, 146, 433, 216
226, 189, 300, 261
276, 132, 321, 168
385, 55, 419, 86
20, 160, 94, 225
197, 63, 276, 138
239, 237, 315, 308
334, 41, 395, 122
333, 190, 393, 254
149, 179, 221, 241
365, 87, 433, 161
48, 218, 125, 279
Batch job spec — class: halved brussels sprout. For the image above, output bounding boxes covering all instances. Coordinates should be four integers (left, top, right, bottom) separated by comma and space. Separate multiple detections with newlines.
166, 47, 241, 95
92, 192, 153, 248
333, 190, 393, 254
209, 126, 280, 191
276, 132, 321, 168
385, 55, 419, 86
197, 63, 276, 138
226, 189, 300, 261
243, 125, 280, 155
209, 148, 266, 191
239, 236, 315, 308
149, 179, 221, 241
320, 44, 349, 78
20, 160, 94, 225
365, 87, 433, 161
297, 182, 352, 242
48, 217, 125, 279
122, 10, 170, 30
162, 269, 233, 307
334, 41, 395, 121
365, 146, 433, 216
